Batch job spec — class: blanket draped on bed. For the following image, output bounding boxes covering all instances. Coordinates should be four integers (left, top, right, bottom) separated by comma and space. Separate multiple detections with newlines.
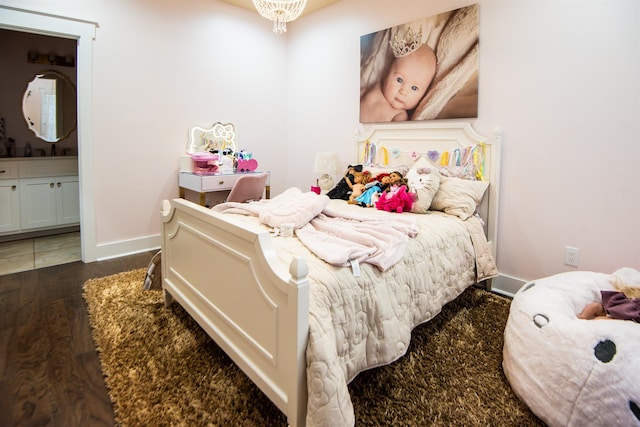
214, 189, 498, 426
212, 187, 418, 271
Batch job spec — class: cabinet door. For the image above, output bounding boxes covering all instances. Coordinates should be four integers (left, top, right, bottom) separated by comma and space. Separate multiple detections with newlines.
20, 177, 57, 230
0, 179, 20, 234
56, 176, 80, 225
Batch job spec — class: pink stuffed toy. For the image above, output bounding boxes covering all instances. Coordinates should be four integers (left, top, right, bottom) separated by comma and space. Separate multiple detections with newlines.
375, 184, 414, 213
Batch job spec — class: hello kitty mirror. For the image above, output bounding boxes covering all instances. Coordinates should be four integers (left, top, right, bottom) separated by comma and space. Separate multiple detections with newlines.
186, 122, 236, 155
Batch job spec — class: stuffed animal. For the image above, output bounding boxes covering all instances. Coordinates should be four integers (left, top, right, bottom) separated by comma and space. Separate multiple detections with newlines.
406, 160, 440, 214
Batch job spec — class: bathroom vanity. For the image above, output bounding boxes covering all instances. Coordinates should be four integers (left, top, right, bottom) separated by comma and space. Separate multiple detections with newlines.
0, 157, 79, 235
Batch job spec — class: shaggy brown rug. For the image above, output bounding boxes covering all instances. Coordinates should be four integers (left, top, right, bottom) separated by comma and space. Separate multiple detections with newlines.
83, 269, 544, 426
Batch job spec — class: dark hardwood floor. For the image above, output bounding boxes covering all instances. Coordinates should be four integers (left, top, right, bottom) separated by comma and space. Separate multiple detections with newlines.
0, 250, 157, 426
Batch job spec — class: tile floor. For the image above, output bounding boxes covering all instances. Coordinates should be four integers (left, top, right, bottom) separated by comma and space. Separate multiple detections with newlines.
0, 231, 81, 275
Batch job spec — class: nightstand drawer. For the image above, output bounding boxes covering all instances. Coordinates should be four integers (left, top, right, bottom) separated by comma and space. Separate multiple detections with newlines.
199, 174, 241, 191
179, 173, 238, 192
179, 171, 270, 207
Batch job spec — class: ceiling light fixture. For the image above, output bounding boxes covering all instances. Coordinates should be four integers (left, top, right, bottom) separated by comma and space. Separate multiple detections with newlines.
252, 0, 307, 34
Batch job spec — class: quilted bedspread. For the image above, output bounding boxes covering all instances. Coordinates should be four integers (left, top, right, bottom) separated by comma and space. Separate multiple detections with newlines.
259, 199, 498, 426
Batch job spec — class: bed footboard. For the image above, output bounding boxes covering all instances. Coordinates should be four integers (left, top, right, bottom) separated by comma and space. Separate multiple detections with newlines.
160, 198, 309, 427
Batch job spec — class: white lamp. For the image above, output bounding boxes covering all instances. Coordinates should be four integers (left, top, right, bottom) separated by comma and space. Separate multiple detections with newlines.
252, 0, 307, 34
313, 152, 341, 192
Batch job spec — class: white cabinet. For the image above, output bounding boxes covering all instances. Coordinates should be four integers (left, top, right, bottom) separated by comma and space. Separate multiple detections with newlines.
56, 176, 80, 225
0, 161, 20, 234
0, 157, 79, 235
20, 177, 58, 229
19, 176, 80, 230
0, 179, 20, 234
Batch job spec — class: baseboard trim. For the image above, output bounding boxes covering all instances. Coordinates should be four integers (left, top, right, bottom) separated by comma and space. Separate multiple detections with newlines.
0, 225, 81, 243
95, 234, 160, 261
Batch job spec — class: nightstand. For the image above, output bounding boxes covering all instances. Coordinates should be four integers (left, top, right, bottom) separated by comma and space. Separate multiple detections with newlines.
179, 171, 271, 206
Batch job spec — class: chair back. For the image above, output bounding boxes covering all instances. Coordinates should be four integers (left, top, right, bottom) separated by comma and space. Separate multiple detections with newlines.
226, 173, 268, 203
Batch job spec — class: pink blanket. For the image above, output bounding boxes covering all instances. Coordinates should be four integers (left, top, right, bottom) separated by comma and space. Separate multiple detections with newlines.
212, 187, 418, 271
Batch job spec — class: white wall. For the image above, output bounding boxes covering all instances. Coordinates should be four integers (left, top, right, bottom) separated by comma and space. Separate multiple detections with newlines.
288, 0, 640, 291
1, 0, 638, 291
86, 0, 289, 245
1, 0, 289, 260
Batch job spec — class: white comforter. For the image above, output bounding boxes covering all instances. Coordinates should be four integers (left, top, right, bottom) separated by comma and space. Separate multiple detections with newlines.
216, 194, 497, 426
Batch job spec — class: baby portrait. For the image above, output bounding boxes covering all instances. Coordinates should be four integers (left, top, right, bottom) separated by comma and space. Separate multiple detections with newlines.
360, 4, 479, 123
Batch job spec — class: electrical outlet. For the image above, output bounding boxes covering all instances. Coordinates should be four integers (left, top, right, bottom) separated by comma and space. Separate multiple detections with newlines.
565, 246, 579, 267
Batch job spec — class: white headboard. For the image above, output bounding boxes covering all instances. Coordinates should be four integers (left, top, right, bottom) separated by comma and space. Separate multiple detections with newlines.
357, 122, 501, 260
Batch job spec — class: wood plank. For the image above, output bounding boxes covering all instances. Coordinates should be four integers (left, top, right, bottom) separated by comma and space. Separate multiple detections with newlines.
44, 298, 83, 410
0, 250, 155, 425
75, 351, 116, 426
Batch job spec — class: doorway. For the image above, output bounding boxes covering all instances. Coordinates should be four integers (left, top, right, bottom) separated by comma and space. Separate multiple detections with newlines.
0, 6, 98, 263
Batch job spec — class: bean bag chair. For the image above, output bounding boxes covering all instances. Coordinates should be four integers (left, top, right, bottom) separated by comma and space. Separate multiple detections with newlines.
503, 268, 640, 427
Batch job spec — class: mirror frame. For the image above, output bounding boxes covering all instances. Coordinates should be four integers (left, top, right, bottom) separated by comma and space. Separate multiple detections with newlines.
22, 70, 77, 143
186, 122, 236, 155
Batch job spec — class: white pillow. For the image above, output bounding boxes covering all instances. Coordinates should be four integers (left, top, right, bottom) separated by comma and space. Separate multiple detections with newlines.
439, 164, 477, 180
363, 164, 410, 179
430, 176, 489, 220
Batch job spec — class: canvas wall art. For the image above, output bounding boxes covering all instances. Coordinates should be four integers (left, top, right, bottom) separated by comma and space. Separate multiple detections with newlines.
360, 4, 479, 123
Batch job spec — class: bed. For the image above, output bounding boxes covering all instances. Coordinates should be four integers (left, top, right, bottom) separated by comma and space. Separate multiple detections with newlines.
160, 122, 501, 426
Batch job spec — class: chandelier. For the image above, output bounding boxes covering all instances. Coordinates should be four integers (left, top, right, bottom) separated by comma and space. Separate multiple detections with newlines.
252, 0, 308, 34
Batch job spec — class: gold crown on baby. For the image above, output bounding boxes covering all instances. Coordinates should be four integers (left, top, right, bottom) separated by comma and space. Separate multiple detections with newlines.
390, 26, 423, 58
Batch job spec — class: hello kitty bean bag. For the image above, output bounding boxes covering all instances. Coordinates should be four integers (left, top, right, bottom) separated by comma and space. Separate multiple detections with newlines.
503, 268, 640, 427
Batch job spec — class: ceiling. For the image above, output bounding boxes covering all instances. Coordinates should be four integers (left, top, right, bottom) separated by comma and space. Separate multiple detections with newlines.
218, 0, 342, 18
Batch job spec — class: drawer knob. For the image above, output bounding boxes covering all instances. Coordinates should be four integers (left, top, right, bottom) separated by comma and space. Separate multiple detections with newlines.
0, 170, 5, 173
218, 180, 225, 185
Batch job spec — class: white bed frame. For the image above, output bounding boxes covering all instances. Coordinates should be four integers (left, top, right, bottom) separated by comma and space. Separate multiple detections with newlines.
357, 121, 501, 260
160, 122, 501, 427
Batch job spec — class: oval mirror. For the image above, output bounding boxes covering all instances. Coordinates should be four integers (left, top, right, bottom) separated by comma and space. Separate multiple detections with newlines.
22, 70, 77, 143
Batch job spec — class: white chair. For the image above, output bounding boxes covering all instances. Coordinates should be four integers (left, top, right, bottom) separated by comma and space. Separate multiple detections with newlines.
226, 173, 268, 203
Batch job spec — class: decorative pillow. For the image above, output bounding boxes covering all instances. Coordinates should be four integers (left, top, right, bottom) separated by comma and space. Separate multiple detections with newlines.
406, 157, 440, 214
363, 164, 410, 179
440, 164, 477, 180
430, 176, 489, 220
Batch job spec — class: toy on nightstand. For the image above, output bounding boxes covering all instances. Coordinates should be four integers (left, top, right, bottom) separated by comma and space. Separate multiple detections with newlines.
191, 152, 219, 175
235, 150, 258, 172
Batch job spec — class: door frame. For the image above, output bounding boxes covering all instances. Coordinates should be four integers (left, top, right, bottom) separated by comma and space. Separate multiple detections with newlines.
0, 5, 98, 262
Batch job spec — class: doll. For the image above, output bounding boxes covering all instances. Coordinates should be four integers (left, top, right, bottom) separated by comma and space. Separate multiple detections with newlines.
578, 274, 640, 321
326, 165, 363, 200
353, 173, 390, 207
375, 171, 414, 213
347, 171, 372, 204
